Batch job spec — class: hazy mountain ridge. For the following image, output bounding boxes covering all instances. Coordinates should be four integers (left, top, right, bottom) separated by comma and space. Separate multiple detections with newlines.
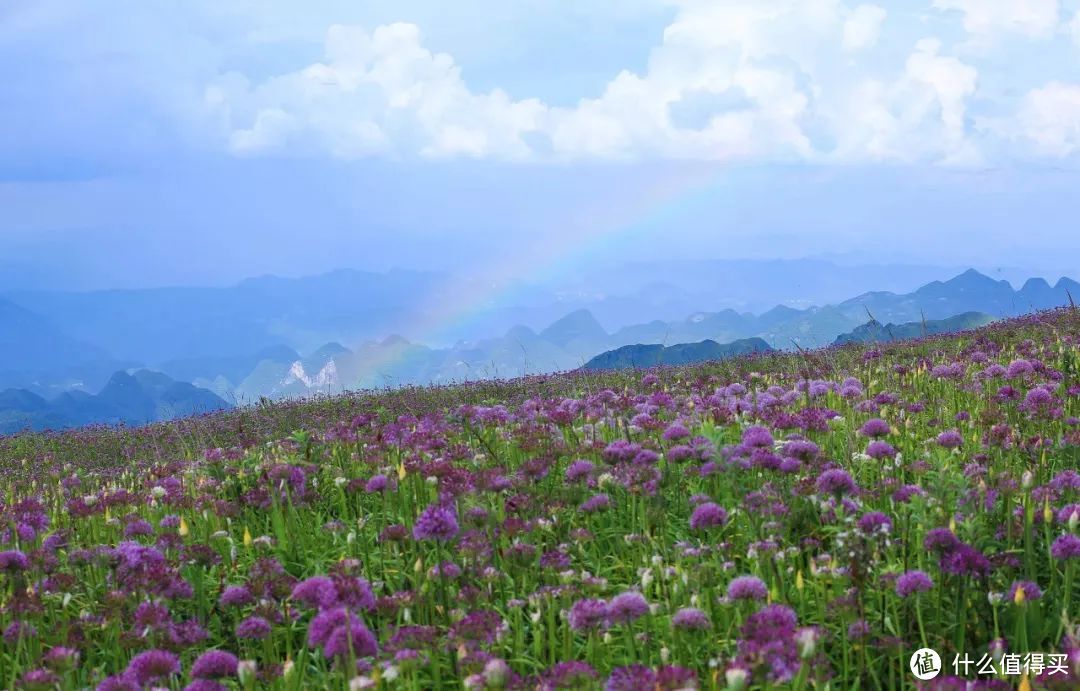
3, 267, 1079, 417
581, 338, 774, 371
832, 312, 996, 345
0, 370, 231, 435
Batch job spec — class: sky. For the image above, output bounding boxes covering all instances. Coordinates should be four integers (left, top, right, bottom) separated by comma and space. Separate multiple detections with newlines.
2, 0, 1080, 290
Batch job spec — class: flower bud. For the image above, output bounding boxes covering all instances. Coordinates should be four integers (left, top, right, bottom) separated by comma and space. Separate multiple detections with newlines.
237, 660, 257, 685
483, 658, 510, 687
725, 668, 749, 691
796, 627, 818, 659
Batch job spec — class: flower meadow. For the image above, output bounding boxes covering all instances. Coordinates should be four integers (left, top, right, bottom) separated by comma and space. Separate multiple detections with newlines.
3, 310, 1080, 690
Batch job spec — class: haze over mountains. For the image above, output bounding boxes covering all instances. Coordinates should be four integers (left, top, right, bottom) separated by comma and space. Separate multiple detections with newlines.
1, 262, 1078, 433
0, 370, 229, 436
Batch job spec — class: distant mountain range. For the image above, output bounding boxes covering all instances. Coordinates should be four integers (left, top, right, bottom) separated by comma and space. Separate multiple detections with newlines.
581, 338, 773, 371
184, 270, 1079, 400
1, 266, 1079, 430
832, 312, 996, 345
0, 370, 231, 435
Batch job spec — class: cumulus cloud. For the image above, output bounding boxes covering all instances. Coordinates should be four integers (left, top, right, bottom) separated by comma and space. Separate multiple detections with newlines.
843, 4, 888, 50
1012, 82, 1080, 157
203, 0, 1080, 166
210, 23, 547, 160
828, 38, 979, 165
931, 0, 1060, 39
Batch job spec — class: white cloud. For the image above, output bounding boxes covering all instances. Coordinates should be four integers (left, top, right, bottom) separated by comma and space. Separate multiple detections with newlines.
843, 4, 887, 51
204, 2, 1005, 166
828, 38, 979, 165
1012, 82, 1080, 156
1069, 11, 1080, 45
212, 3, 851, 163
545, 0, 840, 161
210, 23, 547, 160
931, 0, 1060, 39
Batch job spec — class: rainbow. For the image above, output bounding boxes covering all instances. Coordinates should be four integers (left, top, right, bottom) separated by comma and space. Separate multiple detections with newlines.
351, 164, 724, 384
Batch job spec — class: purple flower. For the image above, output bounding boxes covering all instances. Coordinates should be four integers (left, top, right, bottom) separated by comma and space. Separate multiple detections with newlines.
218, 585, 253, 608
307, 607, 363, 649
429, 561, 463, 579
292, 576, 339, 609
235, 616, 272, 640
662, 423, 690, 442
125, 650, 181, 686
568, 598, 608, 631
580, 494, 611, 513
727, 575, 768, 601
936, 430, 963, 449
671, 607, 711, 630
742, 426, 774, 449
732, 604, 808, 682
923, 527, 960, 553
848, 620, 871, 640
815, 469, 857, 496
364, 474, 390, 493
689, 502, 728, 530
857, 512, 892, 536
3, 621, 36, 645
1051, 534, 1080, 561
542, 661, 598, 688
783, 439, 819, 460
1006, 580, 1043, 602
865, 440, 897, 459
940, 544, 992, 578
892, 485, 925, 503
412, 504, 459, 542
1023, 387, 1054, 413
185, 681, 229, 691
322, 620, 379, 660
895, 570, 933, 597
606, 591, 649, 625
1058, 504, 1080, 525
191, 650, 238, 679
860, 418, 891, 438
743, 603, 797, 637
19, 669, 59, 689
123, 520, 153, 538
1007, 359, 1034, 379
0, 550, 29, 572
605, 665, 655, 691
449, 610, 506, 646
564, 460, 595, 483
97, 675, 140, 691
42, 647, 79, 671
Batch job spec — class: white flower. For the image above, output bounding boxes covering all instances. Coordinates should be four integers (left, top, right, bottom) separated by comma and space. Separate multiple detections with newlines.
237, 660, 257, 684
483, 659, 509, 685
725, 667, 749, 690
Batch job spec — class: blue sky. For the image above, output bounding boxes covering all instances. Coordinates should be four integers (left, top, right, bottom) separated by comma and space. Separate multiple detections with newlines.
3, 0, 1080, 289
